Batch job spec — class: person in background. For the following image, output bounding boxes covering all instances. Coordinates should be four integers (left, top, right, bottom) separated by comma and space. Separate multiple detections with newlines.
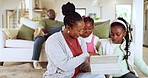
98, 17, 148, 78
43, 2, 105, 78
80, 16, 100, 57
32, 9, 63, 69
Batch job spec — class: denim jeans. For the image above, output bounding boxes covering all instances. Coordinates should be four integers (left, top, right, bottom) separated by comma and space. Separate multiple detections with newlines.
32, 26, 62, 60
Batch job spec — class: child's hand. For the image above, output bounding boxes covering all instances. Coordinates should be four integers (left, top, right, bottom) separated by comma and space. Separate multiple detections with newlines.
89, 52, 99, 56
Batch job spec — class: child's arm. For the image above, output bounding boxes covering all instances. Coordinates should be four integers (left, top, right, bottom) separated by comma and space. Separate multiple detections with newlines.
89, 41, 101, 56
93, 35, 101, 53
95, 41, 101, 52
97, 42, 104, 55
131, 43, 148, 76
89, 52, 99, 56
134, 51, 148, 76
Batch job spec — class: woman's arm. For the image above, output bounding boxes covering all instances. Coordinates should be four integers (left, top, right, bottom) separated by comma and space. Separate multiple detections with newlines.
45, 36, 89, 72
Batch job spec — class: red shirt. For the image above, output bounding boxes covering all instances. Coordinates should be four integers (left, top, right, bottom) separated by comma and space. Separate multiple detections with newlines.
65, 38, 82, 78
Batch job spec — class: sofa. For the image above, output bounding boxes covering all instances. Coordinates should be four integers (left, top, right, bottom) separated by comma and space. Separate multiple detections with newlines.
0, 18, 47, 62
0, 18, 110, 63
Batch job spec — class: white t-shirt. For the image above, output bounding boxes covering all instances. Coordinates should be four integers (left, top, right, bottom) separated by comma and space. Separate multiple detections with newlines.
83, 34, 100, 46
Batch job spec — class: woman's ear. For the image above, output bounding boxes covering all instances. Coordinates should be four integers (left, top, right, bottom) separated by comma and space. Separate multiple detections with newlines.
65, 25, 72, 31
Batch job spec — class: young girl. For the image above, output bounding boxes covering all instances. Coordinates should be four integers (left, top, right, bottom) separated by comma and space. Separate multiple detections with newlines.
81, 16, 100, 56
98, 17, 148, 78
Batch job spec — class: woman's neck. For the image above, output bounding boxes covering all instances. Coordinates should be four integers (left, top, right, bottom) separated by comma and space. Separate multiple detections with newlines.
62, 29, 73, 40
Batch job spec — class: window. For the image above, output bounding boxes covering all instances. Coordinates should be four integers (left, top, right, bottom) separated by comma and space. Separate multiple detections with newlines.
115, 4, 132, 23
75, 8, 86, 16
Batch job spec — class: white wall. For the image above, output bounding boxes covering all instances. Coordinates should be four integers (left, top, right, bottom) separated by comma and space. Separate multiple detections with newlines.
0, 0, 133, 27
132, 0, 144, 57
41, 0, 55, 10
0, 0, 2, 5
101, 0, 132, 20
54, 0, 100, 21
52, 0, 132, 21
0, 13, 2, 28
0, 0, 20, 28
28, 0, 41, 19
0, 0, 2, 28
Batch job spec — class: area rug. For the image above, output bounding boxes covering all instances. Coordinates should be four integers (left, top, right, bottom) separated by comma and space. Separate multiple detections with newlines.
0, 63, 46, 78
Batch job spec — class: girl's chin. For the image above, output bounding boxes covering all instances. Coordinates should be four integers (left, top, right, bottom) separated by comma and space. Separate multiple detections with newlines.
112, 41, 118, 44
113, 42, 121, 44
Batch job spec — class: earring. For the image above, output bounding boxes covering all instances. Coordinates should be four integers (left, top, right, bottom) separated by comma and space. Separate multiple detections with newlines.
68, 31, 70, 33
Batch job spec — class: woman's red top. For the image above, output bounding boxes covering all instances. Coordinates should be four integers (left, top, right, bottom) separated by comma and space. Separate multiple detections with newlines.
65, 38, 82, 78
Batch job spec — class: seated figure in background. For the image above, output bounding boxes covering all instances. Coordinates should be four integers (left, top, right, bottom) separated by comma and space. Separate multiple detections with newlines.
32, 9, 63, 69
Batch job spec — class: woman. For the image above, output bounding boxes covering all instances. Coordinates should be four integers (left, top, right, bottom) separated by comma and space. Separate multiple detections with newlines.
43, 2, 105, 78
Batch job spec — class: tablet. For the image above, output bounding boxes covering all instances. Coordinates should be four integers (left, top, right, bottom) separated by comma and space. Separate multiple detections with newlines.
90, 55, 120, 74
90, 55, 119, 64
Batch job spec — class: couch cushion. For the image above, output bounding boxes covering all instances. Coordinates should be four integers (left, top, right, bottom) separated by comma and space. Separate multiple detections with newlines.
93, 20, 110, 39
5, 39, 45, 48
17, 24, 35, 41
20, 18, 39, 29
5, 39, 34, 48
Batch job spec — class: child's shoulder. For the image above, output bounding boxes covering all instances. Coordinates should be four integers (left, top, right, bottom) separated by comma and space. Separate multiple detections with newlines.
100, 38, 111, 44
93, 35, 99, 38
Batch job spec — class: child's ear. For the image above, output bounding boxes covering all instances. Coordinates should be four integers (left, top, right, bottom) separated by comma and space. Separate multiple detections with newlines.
123, 31, 126, 37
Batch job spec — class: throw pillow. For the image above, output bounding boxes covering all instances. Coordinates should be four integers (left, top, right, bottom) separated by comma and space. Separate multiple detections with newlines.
2, 28, 19, 39
93, 20, 110, 39
17, 24, 35, 41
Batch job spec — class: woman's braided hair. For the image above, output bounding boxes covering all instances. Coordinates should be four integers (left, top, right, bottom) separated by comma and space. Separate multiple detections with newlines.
62, 2, 82, 27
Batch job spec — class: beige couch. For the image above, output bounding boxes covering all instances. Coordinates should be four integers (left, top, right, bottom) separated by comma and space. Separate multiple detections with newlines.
0, 18, 47, 62
0, 18, 110, 63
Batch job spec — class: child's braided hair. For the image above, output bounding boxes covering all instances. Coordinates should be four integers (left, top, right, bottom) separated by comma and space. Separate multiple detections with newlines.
117, 17, 133, 60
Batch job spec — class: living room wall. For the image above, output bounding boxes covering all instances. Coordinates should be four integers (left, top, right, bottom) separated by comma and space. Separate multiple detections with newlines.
54, 0, 100, 21
101, 0, 132, 20
0, 0, 20, 28
0, 0, 133, 28
50, 0, 132, 21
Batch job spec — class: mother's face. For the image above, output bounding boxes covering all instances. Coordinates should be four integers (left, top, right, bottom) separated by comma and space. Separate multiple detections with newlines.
69, 21, 84, 39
